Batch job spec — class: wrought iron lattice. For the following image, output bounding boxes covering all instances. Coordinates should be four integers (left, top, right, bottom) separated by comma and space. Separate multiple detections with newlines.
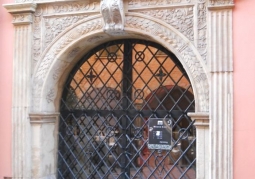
58, 39, 196, 179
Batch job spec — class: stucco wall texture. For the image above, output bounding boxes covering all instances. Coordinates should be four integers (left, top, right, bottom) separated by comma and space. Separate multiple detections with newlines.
233, 0, 255, 178
0, 0, 13, 178
0, 0, 255, 178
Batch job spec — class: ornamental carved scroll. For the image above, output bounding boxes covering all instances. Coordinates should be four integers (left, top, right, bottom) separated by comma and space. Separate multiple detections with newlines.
100, 0, 125, 32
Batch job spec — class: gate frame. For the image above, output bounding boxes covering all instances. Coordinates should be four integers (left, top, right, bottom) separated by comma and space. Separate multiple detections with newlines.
4, 1, 234, 178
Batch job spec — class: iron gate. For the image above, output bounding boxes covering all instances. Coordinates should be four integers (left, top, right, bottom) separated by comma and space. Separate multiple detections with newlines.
58, 39, 196, 179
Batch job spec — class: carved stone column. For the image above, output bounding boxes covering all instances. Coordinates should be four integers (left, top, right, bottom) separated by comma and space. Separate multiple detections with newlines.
30, 113, 59, 178
188, 112, 209, 179
208, 1, 234, 179
4, 3, 37, 178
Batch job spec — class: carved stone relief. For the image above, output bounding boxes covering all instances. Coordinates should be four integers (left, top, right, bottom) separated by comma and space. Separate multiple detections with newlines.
32, 1, 100, 68
126, 15, 209, 110
209, 0, 234, 5
28, 0, 210, 112
197, 0, 207, 62
15, 0, 193, 3
100, 0, 125, 32
128, 0, 207, 62
137, 7, 194, 41
32, 14, 209, 112
128, 0, 193, 7
33, 6, 43, 64
12, 13, 33, 24
46, 88, 55, 103
32, 16, 103, 111
5, 1, 234, 178
31, 0, 209, 69
49, 1, 99, 13
44, 15, 88, 48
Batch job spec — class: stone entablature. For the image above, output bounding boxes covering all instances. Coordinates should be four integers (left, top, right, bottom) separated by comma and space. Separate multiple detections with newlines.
4, 0, 234, 178
31, 0, 205, 66
5, 0, 234, 71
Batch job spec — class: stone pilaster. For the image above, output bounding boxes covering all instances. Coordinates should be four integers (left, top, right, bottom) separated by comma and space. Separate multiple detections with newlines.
188, 112, 209, 179
207, 1, 234, 179
4, 3, 37, 178
30, 113, 59, 179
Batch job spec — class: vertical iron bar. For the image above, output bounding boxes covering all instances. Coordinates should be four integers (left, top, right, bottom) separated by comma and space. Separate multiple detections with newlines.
120, 41, 133, 179
58, 39, 196, 179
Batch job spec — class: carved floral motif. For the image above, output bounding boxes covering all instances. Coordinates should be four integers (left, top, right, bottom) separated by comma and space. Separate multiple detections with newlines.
32, 2, 100, 66
209, 0, 234, 5
32, 15, 209, 111
128, 0, 192, 7
139, 7, 194, 41
46, 88, 55, 103
30, 1, 209, 112
13, 13, 33, 24
33, 6, 44, 65
50, 1, 99, 13
126, 16, 190, 60
126, 14, 207, 110
32, 18, 103, 110
44, 15, 87, 48
197, 1, 207, 62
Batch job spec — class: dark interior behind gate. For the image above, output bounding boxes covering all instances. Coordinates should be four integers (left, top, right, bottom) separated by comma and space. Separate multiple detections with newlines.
57, 39, 196, 179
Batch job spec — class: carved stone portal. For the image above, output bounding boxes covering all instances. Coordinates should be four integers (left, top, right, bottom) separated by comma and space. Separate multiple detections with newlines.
4, 0, 234, 179
100, 0, 125, 33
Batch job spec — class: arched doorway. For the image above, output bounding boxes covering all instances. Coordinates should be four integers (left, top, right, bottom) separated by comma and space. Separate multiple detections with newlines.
58, 39, 195, 178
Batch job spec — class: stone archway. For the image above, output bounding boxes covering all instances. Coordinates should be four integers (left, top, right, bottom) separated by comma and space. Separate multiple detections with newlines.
32, 13, 209, 113
4, 1, 234, 178
29, 13, 209, 178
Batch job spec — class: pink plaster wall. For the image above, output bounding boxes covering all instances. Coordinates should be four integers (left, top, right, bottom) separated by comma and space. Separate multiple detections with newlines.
233, 0, 255, 178
0, 0, 13, 178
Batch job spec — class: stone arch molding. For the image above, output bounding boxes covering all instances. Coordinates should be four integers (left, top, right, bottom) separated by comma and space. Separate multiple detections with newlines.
32, 13, 209, 113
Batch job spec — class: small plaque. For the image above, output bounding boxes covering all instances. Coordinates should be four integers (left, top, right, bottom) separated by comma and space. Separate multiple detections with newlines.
148, 118, 172, 150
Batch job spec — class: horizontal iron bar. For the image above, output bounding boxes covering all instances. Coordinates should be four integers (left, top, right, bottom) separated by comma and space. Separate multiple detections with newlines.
61, 110, 193, 119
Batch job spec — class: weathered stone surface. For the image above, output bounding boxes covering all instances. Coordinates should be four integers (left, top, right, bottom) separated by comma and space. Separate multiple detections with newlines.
4, 0, 234, 178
